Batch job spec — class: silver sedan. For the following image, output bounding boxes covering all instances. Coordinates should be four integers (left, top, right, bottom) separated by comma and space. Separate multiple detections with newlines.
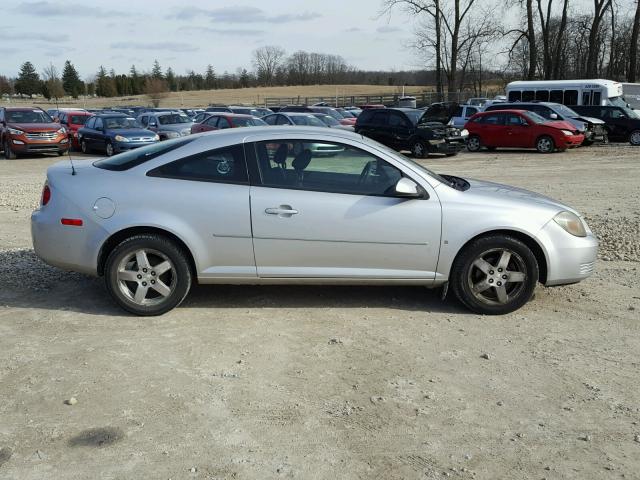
31, 127, 598, 316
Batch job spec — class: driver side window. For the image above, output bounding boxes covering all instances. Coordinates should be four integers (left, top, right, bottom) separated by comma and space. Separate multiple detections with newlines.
253, 140, 403, 196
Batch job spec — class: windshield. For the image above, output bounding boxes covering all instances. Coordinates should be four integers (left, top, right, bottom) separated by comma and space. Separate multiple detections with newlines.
233, 117, 267, 127
523, 111, 547, 124
316, 115, 340, 126
608, 96, 628, 108
6, 110, 53, 123
70, 115, 89, 125
291, 115, 326, 127
405, 110, 426, 125
553, 104, 580, 117
94, 137, 195, 171
158, 114, 191, 125
104, 117, 137, 129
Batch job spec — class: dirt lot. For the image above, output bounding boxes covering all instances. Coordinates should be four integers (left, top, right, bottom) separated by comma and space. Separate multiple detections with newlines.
0, 145, 639, 480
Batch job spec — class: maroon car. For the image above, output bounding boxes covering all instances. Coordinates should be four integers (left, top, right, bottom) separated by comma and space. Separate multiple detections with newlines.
191, 113, 266, 134
0, 107, 69, 159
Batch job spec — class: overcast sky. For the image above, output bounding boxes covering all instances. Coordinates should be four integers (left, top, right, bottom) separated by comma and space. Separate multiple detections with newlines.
0, 0, 416, 79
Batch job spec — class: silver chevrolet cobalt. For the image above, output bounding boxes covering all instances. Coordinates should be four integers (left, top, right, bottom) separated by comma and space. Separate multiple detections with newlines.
31, 127, 597, 316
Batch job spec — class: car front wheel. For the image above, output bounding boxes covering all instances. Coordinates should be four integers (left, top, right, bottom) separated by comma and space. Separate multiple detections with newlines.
450, 235, 539, 315
466, 135, 482, 152
4, 140, 17, 159
411, 139, 428, 158
105, 141, 114, 157
105, 234, 192, 316
536, 135, 555, 153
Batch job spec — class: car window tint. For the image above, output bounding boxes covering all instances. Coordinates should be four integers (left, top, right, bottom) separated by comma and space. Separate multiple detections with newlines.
535, 90, 549, 102
506, 114, 525, 126
276, 115, 291, 125
85, 117, 96, 129
370, 112, 388, 126
204, 116, 219, 127
522, 90, 535, 101
253, 140, 403, 196
466, 107, 478, 116
217, 118, 231, 129
508, 91, 521, 102
94, 118, 103, 129
148, 144, 248, 184
263, 114, 276, 125
388, 112, 408, 127
564, 90, 578, 105
479, 113, 504, 125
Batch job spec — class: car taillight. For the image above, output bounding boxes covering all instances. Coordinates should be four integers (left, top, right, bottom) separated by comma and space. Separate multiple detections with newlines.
41, 184, 51, 206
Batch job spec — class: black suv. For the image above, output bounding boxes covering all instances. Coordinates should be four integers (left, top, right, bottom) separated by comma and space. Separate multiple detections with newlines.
354, 108, 466, 157
484, 102, 608, 145
571, 105, 640, 145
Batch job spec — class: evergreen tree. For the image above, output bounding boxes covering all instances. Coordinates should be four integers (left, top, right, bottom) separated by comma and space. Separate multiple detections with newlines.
95, 65, 117, 97
165, 67, 177, 92
239, 69, 250, 88
15, 61, 41, 96
62, 60, 83, 98
151, 60, 163, 79
205, 64, 216, 89
130, 65, 142, 95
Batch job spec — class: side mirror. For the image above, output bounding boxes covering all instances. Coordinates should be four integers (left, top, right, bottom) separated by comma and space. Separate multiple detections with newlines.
395, 177, 424, 198
549, 113, 558, 120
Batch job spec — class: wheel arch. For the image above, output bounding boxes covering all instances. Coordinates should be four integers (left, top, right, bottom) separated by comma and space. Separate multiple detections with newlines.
451, 229, 548, 284
97, 226, 197, 278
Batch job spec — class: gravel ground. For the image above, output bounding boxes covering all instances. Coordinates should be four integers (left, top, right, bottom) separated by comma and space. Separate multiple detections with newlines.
0, 146, 639, 480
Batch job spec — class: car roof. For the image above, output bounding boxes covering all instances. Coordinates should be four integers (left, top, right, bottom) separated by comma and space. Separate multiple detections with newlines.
477, 109, 530, 114
276, 112, 319, 117
4, 107, 46, 111
207, 113, 256, 118
94, 113, 128, 117
190, 125, 360, 146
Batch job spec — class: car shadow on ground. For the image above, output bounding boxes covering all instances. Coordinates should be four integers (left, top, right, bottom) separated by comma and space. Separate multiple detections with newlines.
0, 249, 468, 316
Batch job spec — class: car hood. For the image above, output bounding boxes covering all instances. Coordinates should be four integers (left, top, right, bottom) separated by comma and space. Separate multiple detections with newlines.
545, 119, 581, 131
106, 128, 156, 137
462, 177, 575, 214
571, 115, 605, 125
8, 122, 60, 131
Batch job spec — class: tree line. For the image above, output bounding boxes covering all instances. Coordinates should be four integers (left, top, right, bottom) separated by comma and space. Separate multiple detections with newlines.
382, 0, 640, 99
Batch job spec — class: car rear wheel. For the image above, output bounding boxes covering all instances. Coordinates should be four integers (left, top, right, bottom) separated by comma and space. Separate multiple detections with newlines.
536, 135, 555, 153
450, 235, 539, 315
105, 234, 192, 316
105, 141, 114, 157
466, 135, 482, 152
629, 130, 640, 145
4, 140, 17, 159
411, 140, 428, 158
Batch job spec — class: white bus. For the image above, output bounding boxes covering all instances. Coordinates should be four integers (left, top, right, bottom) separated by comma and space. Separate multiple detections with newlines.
505, 79, 625, 107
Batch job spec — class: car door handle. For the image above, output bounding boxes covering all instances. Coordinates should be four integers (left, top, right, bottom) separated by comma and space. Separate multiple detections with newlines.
265, 205, 298, 217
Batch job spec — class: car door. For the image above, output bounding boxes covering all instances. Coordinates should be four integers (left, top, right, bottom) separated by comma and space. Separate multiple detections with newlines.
388, 111, 413, 149
604, 108, 630, 139
247, 137, 442, 279
503, 113, 532, 147
92, 117, 106, 151
478, 112, 506, 146
194, 116, 218, 133
276, 115, 292, 126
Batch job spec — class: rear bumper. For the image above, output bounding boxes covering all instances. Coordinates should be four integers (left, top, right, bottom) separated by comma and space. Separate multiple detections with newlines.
539, 220, 598, 286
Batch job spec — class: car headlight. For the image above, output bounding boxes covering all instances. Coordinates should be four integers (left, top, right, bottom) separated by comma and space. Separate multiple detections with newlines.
460, 129, 469, 137
164, 131, 180, 138
114, 135, 130, 142
153, 134, 160, 141
7, 127, 24, 135
561, 130, 574, 136
57, 127, 66, 134
553, 211, 587, 237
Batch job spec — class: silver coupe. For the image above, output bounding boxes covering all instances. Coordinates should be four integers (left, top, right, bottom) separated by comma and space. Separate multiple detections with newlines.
31, 127, 597, 316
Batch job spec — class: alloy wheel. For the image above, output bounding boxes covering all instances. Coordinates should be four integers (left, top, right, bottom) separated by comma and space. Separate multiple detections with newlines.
537, 137, 553, 153
467, 136, 481, 151
630, 130, 640, 145
106, 143, 114, 157
466, 248, 527, 306
412, 141, 425, 157
116, 249, 176, 306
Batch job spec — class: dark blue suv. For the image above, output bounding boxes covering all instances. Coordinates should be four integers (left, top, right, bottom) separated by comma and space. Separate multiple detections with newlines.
77, 113, 159, 156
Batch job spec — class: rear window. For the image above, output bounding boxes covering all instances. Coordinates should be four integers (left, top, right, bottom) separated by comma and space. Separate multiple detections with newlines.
93, 137, 195, 171
70, 115, 89, 125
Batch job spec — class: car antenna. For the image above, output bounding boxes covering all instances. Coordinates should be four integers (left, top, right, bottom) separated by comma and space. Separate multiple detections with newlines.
67, 143, 76, 175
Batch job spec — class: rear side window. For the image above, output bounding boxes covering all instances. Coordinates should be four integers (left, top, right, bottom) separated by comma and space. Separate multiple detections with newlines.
564, 90, 578, 105
148, 144, 248, 184
535, 90, 549, 101
549, 90, 563, 103
478, 113, 504, 125
94, 137, 195, 171
508, 91, 521, 102
522, 90, 535, 101
370, 112, 388, 126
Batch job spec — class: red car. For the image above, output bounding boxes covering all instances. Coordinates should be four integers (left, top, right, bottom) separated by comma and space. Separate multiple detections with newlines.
191, 113, 266, 134
59, 111, 92, 150
464, 109, 585, 153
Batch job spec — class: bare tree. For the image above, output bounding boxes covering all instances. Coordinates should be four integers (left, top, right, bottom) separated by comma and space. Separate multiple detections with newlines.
144, 78, 169, 107
42, 63, 65, 102
586, 0, 612, 77
629, 0, 640, 81
252, 46, 286, 86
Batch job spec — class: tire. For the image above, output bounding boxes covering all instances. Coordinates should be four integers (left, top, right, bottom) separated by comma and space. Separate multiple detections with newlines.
104, 234, 192, 316
81, 139, 90, 154
536, 135, 555, 153
411, 139, 428, 158
4, 140, 16, 160
466, 135, 482, 152
450, 235, 539, 315
105, 141, 114, 157
629, 129, 640, 146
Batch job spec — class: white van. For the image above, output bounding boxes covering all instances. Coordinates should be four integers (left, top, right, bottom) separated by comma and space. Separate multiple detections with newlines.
505, 79, 625, 107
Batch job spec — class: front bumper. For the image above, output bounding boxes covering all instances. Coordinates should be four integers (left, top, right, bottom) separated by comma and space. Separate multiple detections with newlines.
557, 134, 585, 149
11, 138, 69, 154
539, 219, 598, 286
114, 140, 158, 153
429, 137, 466, 154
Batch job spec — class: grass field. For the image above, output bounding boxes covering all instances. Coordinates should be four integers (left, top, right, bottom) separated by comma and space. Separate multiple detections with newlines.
0, 84, 433, 109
